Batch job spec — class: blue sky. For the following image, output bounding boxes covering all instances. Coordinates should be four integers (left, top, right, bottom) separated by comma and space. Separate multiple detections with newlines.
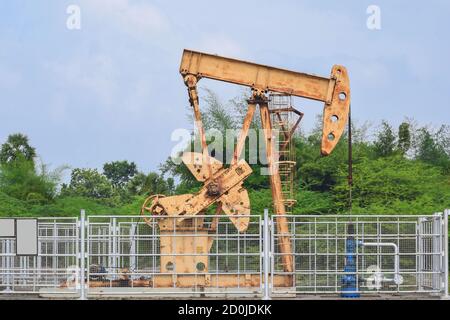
0, 0, 449, 177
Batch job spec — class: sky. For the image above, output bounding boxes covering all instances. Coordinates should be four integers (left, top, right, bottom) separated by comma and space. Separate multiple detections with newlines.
0, 0, 449, 178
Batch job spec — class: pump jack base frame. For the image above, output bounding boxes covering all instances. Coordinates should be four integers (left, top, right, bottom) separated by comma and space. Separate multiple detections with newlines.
87, 274, 293, 288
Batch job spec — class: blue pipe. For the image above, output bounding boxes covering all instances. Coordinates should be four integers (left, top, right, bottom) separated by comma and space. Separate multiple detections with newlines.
341, 223, 360, 298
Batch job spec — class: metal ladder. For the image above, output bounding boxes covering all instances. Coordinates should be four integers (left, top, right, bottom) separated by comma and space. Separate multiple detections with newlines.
269, 94, 303, 214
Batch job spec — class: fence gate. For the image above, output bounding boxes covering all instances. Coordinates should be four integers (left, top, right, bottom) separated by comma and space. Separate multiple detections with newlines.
85, 215, 263, 298
0, 217, 79, 296
270, 213, 448, 297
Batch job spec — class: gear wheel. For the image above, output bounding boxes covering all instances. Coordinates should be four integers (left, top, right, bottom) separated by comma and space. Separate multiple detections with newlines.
140, 194, 166, 225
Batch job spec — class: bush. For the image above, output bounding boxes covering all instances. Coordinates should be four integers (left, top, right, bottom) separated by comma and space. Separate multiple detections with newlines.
0, 158, 57, 205
0, 191, 29, 216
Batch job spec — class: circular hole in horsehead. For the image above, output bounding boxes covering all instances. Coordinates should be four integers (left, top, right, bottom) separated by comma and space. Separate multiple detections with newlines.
166, 261, 174, 271
338, 92, 347, 101
196, 262, 206, 272
328, 133, 335, 141
331, 115, 339, 123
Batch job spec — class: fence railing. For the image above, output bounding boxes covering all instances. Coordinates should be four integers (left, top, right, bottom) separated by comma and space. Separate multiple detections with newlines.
84, 214, 262, 297
0, 217, 79, 295
0, 210, 448, 299
270, 213, 448, 296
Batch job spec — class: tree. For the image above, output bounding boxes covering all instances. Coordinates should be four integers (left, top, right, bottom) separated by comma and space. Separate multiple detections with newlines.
61, 168, 113, 199
0, 133, 36, 164
373, 121, 396, 157
126, 172, 148, 195
0, 134, 61, 205
416, 129, 444, 163
103, 161, 138, 189
435, 125, 450, 156
146, 172, 168, 195
414, 127, 450, 173
126, 172, 170, 196
397, 122, 411, 155
167, 177, 175, 195
190, 88, 236, 132
333, 155, 450, 213
0, 158, 58, 204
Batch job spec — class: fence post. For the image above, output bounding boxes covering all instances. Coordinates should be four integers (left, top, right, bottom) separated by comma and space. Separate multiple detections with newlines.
444, 209, 449, 299
79, 209, 87, 300
5, 239, 12, 292
263, 209, 271, 300
433, 213, 441, 291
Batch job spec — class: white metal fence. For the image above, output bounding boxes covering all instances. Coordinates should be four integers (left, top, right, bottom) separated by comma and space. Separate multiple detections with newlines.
271, 213, 449, 297
85, 214, 262, 297
0, 210, 448, 299
0, 217, 79, 295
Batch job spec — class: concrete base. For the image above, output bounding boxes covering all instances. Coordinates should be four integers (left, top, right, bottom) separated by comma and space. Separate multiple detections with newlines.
38, 288, 81, 299
34, 287, 447, 300
39, 287, 263, 299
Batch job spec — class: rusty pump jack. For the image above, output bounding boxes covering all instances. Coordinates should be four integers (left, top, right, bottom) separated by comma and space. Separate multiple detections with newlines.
141, 50, 350, 288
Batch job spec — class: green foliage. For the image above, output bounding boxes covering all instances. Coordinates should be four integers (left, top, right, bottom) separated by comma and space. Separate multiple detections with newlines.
28, 196, 115, 216
61, 168, 114, 199
248, 188, 272, 215
333, 155, 450, 213
415, 127, 450, 173
127, 172, 171, 196
0, 134, 64, 209
294, 190, 335, 214
374, 121, 397, 157
24, 195, 146, 217
248, 189, 335, 216
0, 91, 449, 218
0, 191, 29, 215
116, 195, 147, 214
398, 122, 411, 155
160, 92, 450, 217
200, 88, 237, 131
0, 133, 36, 165
160, 154, 201, 194
103, 160, 138, 189
0, 158, 58, 204
296, 135, 347, 192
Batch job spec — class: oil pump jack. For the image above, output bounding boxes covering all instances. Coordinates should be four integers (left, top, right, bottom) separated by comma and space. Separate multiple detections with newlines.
140, 49, 350, 288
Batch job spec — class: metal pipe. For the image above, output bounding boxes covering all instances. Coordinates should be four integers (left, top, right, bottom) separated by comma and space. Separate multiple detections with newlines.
360, 242, 402, 285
